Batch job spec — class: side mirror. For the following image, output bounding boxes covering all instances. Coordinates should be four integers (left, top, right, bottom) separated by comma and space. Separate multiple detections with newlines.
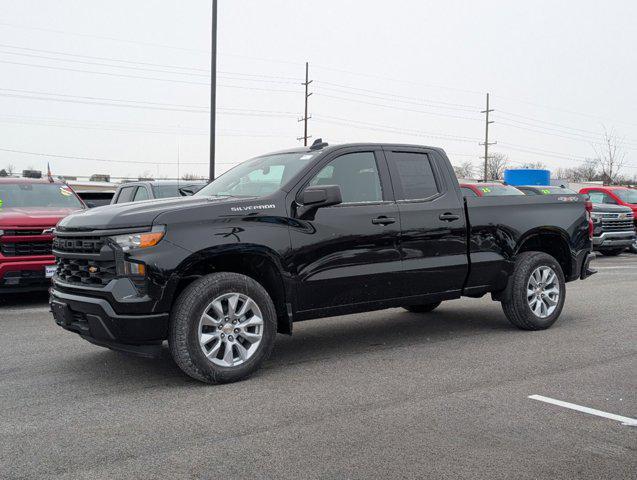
297, 185, 342, 218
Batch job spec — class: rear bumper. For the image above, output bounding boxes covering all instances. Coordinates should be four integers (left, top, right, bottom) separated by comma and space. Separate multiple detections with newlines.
50, 287, 168, 357
593, 231, 636, 249
0, 256, 55, 292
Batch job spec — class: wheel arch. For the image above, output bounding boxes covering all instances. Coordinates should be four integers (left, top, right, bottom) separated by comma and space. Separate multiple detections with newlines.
168, 244, 293, 334
514, 227, 573, 279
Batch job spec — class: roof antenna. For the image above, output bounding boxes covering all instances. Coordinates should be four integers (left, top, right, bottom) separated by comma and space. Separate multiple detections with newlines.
310, 138, 328, 150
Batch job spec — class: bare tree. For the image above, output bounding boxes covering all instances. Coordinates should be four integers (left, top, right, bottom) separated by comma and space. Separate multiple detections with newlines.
486, 153, 509, 180
593, 126, 626, 183
5, 164, 15, 176
575, 158, 600, 182
519, 161, 547, 170
181, 173, 206, 180
453, 160, 475, 179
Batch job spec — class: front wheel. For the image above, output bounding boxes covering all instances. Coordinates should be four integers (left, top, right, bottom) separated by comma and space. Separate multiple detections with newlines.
628, 239, 637, 254
169, 272, 277, 384
501, 252, 566, 330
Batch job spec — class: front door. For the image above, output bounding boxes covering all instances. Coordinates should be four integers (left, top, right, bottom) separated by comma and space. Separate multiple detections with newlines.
288, 148, 402, 312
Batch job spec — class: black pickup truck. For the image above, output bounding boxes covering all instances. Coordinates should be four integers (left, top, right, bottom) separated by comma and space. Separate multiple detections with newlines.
50, 141, 595, 383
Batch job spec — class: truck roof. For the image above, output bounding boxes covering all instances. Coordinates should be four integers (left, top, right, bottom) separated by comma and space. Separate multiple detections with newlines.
0, 177, 65, 185
260, 142, 447, 157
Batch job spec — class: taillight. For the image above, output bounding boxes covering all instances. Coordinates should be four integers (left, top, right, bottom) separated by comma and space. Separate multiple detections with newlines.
585, 200, 594, 239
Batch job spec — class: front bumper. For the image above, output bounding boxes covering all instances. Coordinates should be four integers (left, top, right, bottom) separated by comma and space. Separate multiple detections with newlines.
593, 231, 636, 249
50, 287, 168, 357
0, 257, 55, 292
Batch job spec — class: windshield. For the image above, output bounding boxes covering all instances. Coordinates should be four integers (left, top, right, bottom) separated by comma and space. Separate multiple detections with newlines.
152, 183, 205, 199
614, 189, 637, 204
0, 183, 83, 209
196, 152, 317, 198
476, 185, 525, 196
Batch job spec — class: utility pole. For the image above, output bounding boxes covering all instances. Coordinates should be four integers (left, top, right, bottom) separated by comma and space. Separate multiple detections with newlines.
480, 93, 496, 181
209, 0, 217, 181
297, 62, 313, 146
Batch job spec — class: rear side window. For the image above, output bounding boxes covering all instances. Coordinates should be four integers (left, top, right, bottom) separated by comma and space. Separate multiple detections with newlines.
115, 186, 136, 203
387, 152, 439, 200
132, 187, 150, 202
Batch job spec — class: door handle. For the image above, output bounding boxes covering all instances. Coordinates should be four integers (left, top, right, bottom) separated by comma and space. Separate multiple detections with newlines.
372, 216, 396, 226
439, 212, 460, 222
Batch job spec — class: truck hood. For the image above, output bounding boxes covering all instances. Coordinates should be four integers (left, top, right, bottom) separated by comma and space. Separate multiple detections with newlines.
57, 195, 243, 231
591, 203, 633, 214
0, 207, 81, 228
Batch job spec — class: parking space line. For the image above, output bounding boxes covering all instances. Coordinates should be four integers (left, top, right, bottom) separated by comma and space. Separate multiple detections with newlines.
0, 307, 50, 315
529, 395, 637, 426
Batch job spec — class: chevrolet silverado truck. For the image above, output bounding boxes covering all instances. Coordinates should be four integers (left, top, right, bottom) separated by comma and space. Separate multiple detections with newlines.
0, 178, 85, 293
580, 187, 637, 253
50, 141, 595, 384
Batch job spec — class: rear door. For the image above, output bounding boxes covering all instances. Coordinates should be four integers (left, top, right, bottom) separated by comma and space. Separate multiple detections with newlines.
289, 147, 402, 312
383, 147, 468, 298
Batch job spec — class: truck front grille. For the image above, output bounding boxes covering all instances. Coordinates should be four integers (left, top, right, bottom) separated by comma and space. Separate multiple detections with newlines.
1, 242, 53, 256
601, 219, 635, 232
52, 236, 104, 254
2, 229, 44, 236
56, 257, 116, 286
53, 234, 116, 287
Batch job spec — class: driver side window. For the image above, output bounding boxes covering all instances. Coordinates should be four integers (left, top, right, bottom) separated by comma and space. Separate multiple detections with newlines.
309, 152, 382, 204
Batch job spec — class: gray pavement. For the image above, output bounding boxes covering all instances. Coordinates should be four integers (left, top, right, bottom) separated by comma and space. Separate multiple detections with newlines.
1, 254, 636, 479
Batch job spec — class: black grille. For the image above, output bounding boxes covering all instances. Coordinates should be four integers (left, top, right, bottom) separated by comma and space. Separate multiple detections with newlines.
601, 219, 635, 232
1, 242, 52, 257
52, 236, 104, 254
56, 257, 116, 286
3, 229, 45, 236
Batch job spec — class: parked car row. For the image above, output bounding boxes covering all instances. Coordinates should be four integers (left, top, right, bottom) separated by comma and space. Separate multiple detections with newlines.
460, 182, 637, 255
0, 178, 207, 292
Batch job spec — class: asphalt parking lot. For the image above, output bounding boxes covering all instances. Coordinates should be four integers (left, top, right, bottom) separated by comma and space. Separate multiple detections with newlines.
1, 254, 635, 480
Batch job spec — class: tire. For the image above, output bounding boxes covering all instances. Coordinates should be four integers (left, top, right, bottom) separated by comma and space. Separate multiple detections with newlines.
169, 272, 277, 384
628, 239, 637, 254
501, 252, 566, 331
404, 302, 442, 313
599, 248, 625, 256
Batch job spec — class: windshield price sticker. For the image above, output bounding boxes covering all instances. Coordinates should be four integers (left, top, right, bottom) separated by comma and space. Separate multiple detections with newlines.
60, 187, 73, 197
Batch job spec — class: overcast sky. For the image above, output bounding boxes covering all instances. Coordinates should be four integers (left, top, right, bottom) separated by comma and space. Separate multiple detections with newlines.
0, 0, 635, 180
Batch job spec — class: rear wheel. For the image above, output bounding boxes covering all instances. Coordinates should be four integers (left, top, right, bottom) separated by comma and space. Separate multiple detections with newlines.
501, 252, 565, 330
599, 248, 625, 256
404, 301, 442, 313
169, 272, 277, 384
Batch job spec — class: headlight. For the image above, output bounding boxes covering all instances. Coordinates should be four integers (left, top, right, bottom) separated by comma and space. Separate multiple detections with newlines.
590, 213, 603, 223
109, 226, 165, 251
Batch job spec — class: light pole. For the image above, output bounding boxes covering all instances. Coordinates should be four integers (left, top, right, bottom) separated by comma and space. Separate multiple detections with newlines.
209, 0, 217, 181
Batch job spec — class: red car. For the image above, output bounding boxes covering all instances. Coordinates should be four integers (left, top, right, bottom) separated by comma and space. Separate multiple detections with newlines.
579, 186, 637, 253
0, 178, 85, 293
460, 183, 525, 197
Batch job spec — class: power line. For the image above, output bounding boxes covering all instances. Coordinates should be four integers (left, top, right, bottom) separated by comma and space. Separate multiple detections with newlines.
314, 80, 478, 111
314, 92, 482, 122
0, 146, 216, 165
312, 115, 481, 143
0, 59, 302, 93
